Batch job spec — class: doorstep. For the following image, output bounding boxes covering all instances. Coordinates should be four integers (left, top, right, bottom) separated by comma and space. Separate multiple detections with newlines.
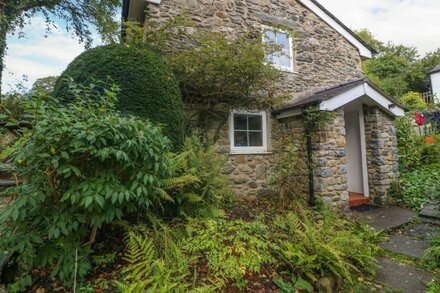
348, 192, 369, 207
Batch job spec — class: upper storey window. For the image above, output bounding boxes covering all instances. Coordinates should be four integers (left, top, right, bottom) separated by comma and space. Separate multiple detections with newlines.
263, 28, 294, 72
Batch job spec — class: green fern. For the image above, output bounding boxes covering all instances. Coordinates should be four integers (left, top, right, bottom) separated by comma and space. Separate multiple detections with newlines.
272, 201, 381, 284
115, 229, 216, 292
163, 136, 232, 218
114, 231, 190, 292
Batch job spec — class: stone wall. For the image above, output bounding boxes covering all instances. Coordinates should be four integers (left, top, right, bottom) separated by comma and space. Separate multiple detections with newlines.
142, 0, 367, 205
364, 106, 399, 204
313, 109, 349, 210
225, 154, 276, 198
145, 0, 364, 100
214, 115, 278, 198
282, 109, 349, 210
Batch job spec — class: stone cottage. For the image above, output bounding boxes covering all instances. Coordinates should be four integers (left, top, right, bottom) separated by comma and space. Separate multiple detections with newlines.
123, 0, 406, 210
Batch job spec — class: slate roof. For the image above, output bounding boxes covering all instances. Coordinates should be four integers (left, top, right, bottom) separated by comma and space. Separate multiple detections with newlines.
429, 64, 440, 75
274, 78, 404, 114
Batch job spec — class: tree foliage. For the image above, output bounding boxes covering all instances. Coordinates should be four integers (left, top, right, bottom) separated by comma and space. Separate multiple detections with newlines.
53, 44, 184, 147
356, 29, 440, 98
31, 76, 58, 95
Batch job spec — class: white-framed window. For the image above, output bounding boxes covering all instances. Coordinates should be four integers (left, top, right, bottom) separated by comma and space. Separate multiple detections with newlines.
263, 27, 294, 72
229, 110, 268, 154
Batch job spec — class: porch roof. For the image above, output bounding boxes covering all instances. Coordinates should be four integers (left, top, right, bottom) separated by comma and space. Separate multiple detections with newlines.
274, 78, 406, 119
429, 64, 440, 75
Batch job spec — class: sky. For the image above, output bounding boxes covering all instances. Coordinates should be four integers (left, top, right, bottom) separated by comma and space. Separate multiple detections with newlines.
3, 0, 440, 92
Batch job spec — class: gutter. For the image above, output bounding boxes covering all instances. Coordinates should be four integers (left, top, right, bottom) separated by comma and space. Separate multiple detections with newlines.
272, 100, 322, 117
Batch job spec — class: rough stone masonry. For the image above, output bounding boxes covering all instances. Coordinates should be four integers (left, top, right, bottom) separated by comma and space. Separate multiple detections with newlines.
141, 0, 400, 209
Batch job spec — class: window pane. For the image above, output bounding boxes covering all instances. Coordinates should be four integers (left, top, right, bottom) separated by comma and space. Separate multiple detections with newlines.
264, 30, 276, 43
234, 131, 248, 147
249, 132, 263, 147
278, 55, 291, 68
266, 53, 275, 64
277, 32, 289, 49
248, 115, 262, 130
234, 115, 248, 130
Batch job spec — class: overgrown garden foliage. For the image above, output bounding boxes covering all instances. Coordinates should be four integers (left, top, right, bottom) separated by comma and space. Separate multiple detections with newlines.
124, 18, 288, 141
399, 91, 428, 111
0, 79, 235, 291
0, 82, 174, 288
391, 100, 440, 210
115, 202, 383, 292
53, 44, 184, 147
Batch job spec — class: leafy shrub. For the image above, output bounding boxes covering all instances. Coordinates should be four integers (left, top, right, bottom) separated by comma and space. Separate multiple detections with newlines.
399, 91, 428, 111
396, 116, 422, 171
391, 164, 440, 210
183, 218, 275, 287
164, 136, 232, 218
269, 135, 304, 201
272, 202, 382, 284
421, 135, 440, 165
53, 44, 184, 147
0, 82, 173, 289
273, 277, 313, 293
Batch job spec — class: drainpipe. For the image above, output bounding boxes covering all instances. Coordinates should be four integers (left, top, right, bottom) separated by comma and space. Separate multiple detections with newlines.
303, 109, 315, 206
306, 129, 315, 206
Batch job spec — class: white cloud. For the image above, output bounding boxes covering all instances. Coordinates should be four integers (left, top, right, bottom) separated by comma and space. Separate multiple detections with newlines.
318, 0, 440, 55
2, 16, 94, 92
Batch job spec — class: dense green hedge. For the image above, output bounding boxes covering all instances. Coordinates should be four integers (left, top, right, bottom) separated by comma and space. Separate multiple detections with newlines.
53, 44, 184, 147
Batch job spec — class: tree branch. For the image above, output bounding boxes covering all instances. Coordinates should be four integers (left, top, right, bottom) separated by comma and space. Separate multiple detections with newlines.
16, 0, 63, 13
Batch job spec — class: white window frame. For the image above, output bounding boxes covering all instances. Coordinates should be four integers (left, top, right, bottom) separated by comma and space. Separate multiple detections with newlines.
262, 26, 295, 72
229, 110, 268, 154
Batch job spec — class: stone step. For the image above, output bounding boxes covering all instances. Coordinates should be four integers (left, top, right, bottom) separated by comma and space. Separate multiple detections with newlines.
381, 235, 430, 259
352, 206, 417, 230
419, 201, 440, 221
375, 257, 434, 293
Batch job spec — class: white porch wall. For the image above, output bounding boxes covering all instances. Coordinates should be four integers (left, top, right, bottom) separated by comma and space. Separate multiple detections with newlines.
431, 72, 440, 103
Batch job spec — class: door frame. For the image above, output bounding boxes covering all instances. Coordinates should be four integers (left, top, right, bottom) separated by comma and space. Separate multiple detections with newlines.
358, 108, 369, 198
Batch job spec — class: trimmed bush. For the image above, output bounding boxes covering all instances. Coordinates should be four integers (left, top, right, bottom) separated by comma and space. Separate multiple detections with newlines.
53, 44, 184, 147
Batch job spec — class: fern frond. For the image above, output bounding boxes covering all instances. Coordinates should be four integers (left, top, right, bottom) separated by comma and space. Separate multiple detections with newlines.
154, 187, 175, 203
164, 174, 200, 190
